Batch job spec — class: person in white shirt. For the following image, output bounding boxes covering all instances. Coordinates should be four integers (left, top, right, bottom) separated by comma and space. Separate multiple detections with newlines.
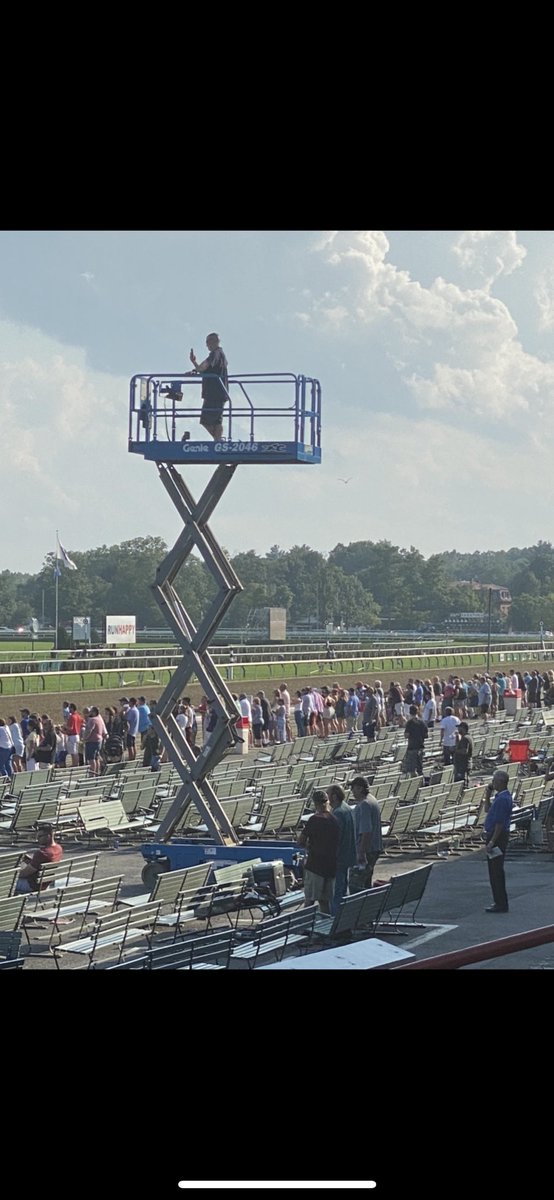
510, 672, 519, 690
301, 688, 315, 733
293, 690, 305, 738
181, 698, 195, 746
54, 725, 68, 767
25, 720, 40, 771
0, 719, 14, 778
7, 717, 25, 772
174, 705, 188, 733
422, 694, 437, 728
440, 707, 460, 765
239, 693, 252, 747
280, 685, 293, 741
373, 681, 386, 728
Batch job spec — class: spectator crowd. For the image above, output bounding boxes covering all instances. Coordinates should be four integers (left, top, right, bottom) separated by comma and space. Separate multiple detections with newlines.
1, 665, 552, 780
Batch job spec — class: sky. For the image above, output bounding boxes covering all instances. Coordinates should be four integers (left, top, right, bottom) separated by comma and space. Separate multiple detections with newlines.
1, 228, 554, 575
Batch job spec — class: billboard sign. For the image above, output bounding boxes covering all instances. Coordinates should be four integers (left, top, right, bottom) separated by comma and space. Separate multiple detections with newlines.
268, 607, 286, 641
73, 617, 91, 642
106, 616, 136, 644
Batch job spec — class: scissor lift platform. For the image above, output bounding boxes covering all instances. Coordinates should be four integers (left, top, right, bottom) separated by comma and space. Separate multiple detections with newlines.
129, 371, 321, 465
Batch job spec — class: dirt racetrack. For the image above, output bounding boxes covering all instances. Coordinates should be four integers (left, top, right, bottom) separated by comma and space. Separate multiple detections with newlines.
1, 656, 552, 722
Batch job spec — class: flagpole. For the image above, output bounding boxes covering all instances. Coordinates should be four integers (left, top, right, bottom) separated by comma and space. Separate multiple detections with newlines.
55, 529, 59, 653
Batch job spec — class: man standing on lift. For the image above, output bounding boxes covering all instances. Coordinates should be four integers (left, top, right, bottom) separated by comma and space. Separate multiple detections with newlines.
189, 332, 229, 441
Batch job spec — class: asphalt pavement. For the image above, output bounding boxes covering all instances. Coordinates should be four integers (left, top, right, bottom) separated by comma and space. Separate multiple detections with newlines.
18, 829, 554, 969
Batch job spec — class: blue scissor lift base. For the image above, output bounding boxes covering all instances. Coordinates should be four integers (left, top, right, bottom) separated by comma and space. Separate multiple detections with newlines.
141, 839, 300, 872
140, 839, 301, 892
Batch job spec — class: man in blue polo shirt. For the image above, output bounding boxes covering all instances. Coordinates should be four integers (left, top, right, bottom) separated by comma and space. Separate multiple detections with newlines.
483, 769, 513, 913
124, 698, 140, 762
137, 696, 151, 748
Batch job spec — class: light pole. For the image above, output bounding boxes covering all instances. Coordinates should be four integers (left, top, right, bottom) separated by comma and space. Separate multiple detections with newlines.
486, 587, 492, 675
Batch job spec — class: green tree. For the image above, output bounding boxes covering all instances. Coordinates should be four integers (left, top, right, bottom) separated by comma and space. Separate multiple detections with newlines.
356, 544, 402, 616
174, 555, 213, 627
0, 571, 22, 626
527, 542, 554, 592
509, 594, 543, 631
324, 566, 380, 627
422, 555, 453, 623
511, 570, 540, 599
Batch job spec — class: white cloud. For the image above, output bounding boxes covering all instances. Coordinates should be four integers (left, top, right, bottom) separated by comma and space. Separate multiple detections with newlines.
311, 231, 339, 253
451, 230, 526, 288
535, 266, 554, 330
322, 410, 554, 555
0, 319, 131, 570
304, 229, 554, 428
406, 333, 554, 422
314, 304, 350, 329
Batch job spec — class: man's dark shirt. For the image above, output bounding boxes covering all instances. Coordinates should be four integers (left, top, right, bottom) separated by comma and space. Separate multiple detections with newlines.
302, 811, 340, 878
404, 716, 428, 750
454, 734, 473, 762
202, 347, 228, 407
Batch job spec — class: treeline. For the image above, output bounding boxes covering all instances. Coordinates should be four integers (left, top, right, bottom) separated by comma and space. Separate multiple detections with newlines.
1, 538, 553, 632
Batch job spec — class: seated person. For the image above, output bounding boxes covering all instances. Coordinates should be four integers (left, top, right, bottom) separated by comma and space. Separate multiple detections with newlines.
15, 824, 63, 894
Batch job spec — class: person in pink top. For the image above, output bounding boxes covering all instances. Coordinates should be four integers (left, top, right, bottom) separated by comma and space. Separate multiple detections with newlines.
83, 705, 108, 776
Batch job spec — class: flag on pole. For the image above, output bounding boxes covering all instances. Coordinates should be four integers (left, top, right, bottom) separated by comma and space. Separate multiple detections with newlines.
56, 535, 78, 571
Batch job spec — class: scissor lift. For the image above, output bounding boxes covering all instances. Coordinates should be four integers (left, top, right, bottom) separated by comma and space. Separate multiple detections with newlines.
129, 370, 321, 857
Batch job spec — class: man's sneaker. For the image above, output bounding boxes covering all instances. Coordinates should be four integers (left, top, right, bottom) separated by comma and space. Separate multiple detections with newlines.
485, 904, 509, 912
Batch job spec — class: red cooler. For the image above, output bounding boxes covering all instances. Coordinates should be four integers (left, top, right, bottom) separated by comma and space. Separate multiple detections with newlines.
508, 738, 529, 762
504, 688, 522, 715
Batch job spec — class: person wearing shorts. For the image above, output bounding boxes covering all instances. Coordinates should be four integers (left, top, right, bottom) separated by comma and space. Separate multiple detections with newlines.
189, 333, 228, 440
83, 706, 107, 776
124, 698, 140, 761
65, 703, 84, 767
478, 678, 492, 721
85, 740, 101, 764
297, 789, 339, 916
